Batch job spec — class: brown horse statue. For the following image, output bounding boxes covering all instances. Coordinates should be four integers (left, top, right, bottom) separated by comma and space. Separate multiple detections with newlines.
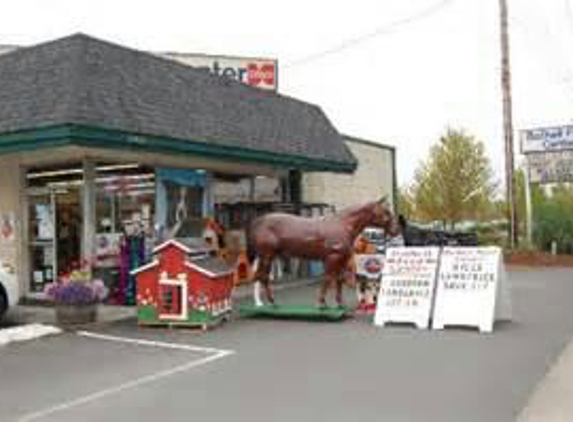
249, 197, 401, 307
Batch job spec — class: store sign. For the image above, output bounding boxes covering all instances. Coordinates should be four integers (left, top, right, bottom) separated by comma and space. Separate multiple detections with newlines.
355, 254, 384, 279
432, 247, 512, 333
374, 247, 440, 329
521, 125, 573, 153
526, 150, 573, 184
161, 53, 278, 91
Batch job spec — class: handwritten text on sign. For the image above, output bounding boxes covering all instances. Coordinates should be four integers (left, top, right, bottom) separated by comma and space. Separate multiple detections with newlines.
432, 247, 501, 333
374, 247, 440, 329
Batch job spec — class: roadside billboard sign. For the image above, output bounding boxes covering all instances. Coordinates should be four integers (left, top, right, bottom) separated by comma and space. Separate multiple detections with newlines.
521, 125, 573, 153
526, 150, 573, 184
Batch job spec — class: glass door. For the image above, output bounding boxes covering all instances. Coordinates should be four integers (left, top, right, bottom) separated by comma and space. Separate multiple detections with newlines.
55, 187, 82, 276
28, 190, 57, 292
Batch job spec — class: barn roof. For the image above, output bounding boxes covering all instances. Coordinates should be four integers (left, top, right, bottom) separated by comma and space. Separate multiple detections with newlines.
153, 238, 212, 256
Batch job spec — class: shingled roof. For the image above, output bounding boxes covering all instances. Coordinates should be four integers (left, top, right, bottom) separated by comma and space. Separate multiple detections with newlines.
0, 34, 356, 172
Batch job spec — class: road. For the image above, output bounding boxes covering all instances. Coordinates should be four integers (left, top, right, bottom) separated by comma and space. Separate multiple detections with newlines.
1, 268, 573, 422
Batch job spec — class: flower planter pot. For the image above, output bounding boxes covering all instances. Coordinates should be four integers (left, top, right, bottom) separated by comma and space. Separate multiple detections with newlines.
55, 304, 98, 326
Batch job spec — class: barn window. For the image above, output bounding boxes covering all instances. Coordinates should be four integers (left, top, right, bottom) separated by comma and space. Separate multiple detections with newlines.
162, 289, 174, 313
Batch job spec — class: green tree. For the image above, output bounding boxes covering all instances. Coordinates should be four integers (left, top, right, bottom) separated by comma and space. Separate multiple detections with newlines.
411, 129, 497, 229
533, 184, 573, 253
397, 187, 415, 220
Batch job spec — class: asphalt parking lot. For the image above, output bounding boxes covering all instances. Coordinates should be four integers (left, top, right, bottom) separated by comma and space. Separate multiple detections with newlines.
2, 267, 573, 422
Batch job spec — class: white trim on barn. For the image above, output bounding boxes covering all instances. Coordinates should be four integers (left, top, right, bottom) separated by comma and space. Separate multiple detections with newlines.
130, 260, 160, 276
184, 261, 235, 278
158, 272, 188, 321
153, 240, 193, 255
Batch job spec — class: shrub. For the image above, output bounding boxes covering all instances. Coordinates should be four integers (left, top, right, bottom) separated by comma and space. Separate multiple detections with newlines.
533, 197, 573, 254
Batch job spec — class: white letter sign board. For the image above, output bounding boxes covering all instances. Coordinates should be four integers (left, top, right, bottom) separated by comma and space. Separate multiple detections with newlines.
432, 247, 512, 333
374, 247, 440, 329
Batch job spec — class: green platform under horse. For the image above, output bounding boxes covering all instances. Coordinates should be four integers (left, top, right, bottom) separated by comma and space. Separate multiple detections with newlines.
239, 304, 352, 321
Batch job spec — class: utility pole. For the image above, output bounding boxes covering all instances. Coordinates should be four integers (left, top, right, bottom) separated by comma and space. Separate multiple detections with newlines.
499, 0, 519, 248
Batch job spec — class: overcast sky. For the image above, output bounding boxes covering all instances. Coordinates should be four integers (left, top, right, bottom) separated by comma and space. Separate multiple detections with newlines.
1, 0, 572, 188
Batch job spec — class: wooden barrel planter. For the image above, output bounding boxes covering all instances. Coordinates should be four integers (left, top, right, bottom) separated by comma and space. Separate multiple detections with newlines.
55, 304, 97, 326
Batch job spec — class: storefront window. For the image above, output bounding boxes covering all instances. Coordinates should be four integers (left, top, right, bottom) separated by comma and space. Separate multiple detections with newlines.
155, 168, 206, 241
94, 164, 156, 305
26, 162, 209, 302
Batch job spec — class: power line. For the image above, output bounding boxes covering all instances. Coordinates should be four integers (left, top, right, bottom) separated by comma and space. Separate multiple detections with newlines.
284, 0, 455, 69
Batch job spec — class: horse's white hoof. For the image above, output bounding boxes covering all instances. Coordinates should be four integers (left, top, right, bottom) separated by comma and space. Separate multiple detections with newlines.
254, 282, 264, 307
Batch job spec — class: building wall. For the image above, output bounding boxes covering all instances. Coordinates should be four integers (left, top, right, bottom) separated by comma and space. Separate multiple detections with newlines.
213, 176, 281, 204
302, 137, 396, 212
0, 156, 25, 284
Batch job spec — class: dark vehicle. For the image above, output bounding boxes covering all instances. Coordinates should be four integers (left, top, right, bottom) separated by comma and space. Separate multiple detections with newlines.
0, 267, 18, 321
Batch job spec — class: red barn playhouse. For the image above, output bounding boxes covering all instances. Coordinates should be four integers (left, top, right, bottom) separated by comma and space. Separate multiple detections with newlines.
132, 239, 235, 329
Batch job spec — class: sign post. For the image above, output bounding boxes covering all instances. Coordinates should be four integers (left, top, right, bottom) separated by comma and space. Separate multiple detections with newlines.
524, 165, 533, 245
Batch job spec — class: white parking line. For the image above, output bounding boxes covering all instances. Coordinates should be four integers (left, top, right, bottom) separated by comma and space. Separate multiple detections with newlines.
0, 324, 62, 347
17, 331, 235, 422
76, 330, 233, 355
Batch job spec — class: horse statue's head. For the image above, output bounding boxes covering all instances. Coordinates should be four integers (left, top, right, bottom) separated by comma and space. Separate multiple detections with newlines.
371, 196, 401, 237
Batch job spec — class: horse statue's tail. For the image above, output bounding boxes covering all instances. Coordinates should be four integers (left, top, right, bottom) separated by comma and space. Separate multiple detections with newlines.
246, 236, 257, 266
245, 218, 260, 265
